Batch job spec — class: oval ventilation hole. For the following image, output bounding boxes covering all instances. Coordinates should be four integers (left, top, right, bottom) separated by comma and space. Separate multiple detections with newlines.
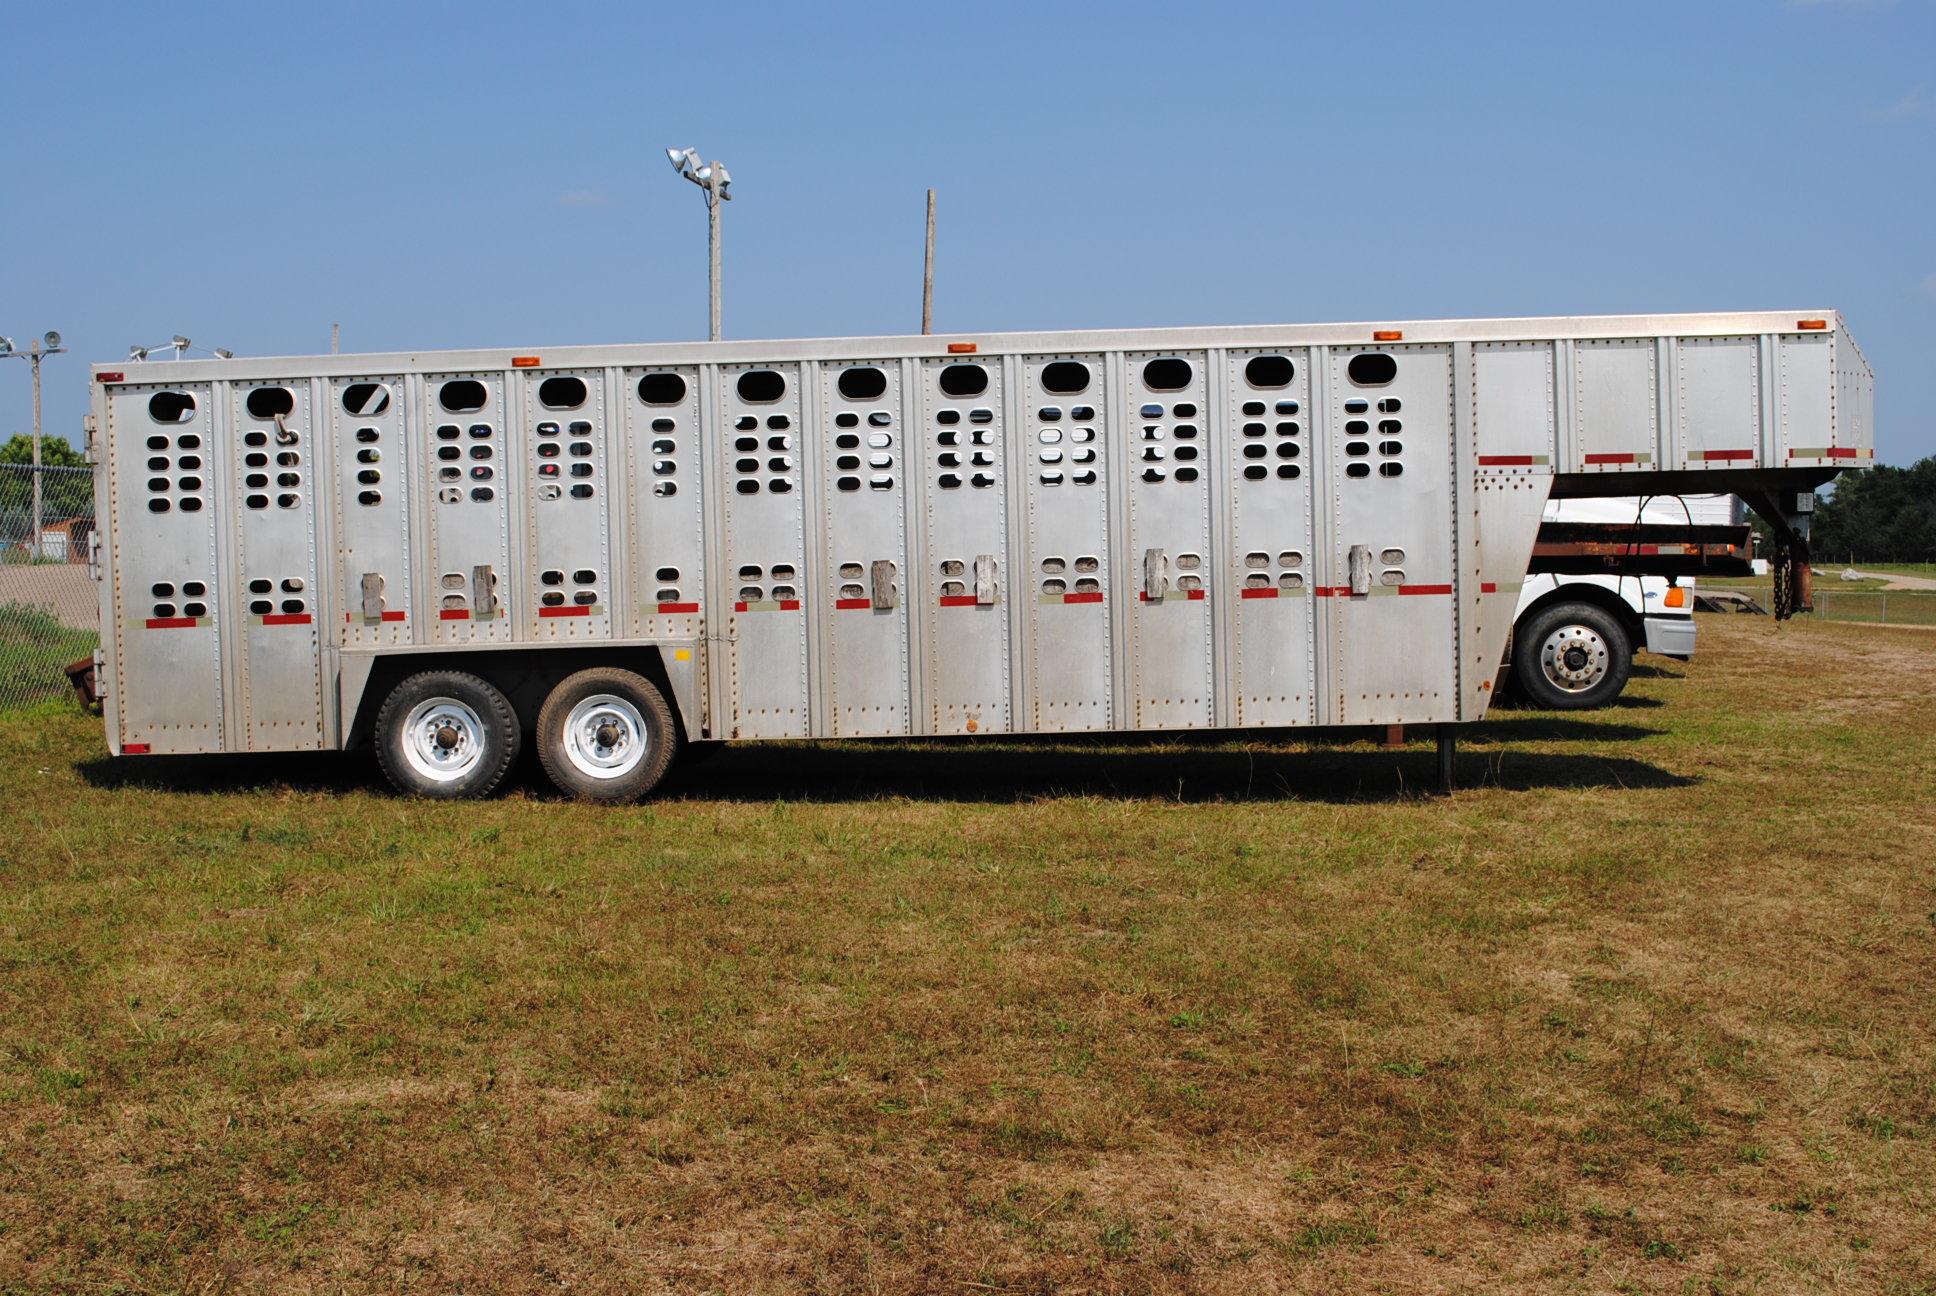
148, 391, 197, 424
1141, 357, 1193, 391
342, 382, 391, 416
439, 379, 488, 413
245, 386, 295, 420
538, 375, 588, 409
938, 363, 988, 397
1244, 354, 1295, 388
1040, 361, 1091, 395
1347, 353, 1398, 386
837, 366, 887, 400
638, 372, 688, 405
736, 369, 786, 403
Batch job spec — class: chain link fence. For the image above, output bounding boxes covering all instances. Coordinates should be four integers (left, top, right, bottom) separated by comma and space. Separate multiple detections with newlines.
1811, 590, 1936, 627
1, 462, 99, 712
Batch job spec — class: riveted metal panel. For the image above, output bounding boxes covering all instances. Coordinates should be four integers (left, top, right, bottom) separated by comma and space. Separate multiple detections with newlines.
422, 372, 514, 643
1328, 345, 1457, 725
1677, 335, 1762, 468
624, 366, 706, 639
1775, 333, 1835, 465
918, 356, 1010, 734
1225, 347, 1316, 726
1573, 339, 1659, 473
1473, 341, 1556, 471
720, 362, 809, 738
520, 368, 613, 639
329, 376, 412, 648
106, 382, 224, 752
228, 379, 324, 749
818, 359, 910, 736
1021, 354, 1112, 732
1122, 351, 1214, 729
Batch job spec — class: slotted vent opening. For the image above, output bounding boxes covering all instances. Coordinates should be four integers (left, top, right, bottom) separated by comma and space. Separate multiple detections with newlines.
538, 376, 588, 409
938, 363, 988, 397
1141, 357, 1193, 391
1347, 353, 1398, 386
736, 369, 786, 403
837, 366, 887, 400
148, 391, 196, 423
1245, 355, 1295, 388
638, 372, 688, 405
1040, 361, 1090, 394
439, 379, 488, 412
342, 382, 391, 416
245, 387, 295, 420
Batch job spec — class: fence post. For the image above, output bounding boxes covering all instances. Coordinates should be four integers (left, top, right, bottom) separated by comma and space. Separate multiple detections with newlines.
1881, 593, 1887, 625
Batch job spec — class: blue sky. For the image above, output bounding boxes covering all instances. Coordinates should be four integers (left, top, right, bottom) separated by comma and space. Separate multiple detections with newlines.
3, 0, 1931, 465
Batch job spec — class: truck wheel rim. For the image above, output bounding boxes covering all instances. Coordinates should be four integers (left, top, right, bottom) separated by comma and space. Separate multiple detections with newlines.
401, 697, 487, 783
562, 694, 648, 780
1537, 624, 1609, 693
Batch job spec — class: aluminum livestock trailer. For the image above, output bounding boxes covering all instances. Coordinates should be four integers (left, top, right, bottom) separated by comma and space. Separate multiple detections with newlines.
86, 311, 1873, 799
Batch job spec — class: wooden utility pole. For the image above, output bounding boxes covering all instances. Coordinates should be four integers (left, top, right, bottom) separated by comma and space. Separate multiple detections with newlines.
921, 189, 936, 335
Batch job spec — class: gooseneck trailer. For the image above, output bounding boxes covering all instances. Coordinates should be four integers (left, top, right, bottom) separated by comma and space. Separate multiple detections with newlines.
87, 311, 1873, 799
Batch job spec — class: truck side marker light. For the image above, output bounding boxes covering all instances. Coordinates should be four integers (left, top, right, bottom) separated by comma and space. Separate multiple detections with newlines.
1373, 330, 1403, 342
512, 356, 541, 367
1797, 320, 1827, 330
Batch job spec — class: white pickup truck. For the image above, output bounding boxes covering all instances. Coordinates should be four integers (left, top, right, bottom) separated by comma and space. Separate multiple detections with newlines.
1506, 495, 1733, 709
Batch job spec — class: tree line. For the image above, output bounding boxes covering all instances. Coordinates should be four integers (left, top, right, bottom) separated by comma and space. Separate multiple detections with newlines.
1811, 457, 1936, 565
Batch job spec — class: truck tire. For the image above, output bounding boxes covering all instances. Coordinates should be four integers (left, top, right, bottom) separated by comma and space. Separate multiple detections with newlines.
535, 667, 677, 803
1513, 601, 1632, 711
375, 670, 522, 799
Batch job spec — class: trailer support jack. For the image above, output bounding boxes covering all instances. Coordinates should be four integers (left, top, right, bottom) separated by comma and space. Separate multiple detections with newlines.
1436, 725, 1458, 795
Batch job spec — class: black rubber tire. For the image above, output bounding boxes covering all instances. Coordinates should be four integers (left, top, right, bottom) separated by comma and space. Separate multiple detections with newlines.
1512, 601, 1633, 711
374, 670, 522, 799
534, 667, 678, 803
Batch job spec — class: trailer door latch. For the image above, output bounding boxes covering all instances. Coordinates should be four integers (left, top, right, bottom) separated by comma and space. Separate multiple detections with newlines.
1348, 545, 1373, 597
471, 564, 498, 619
974, 554, 997, 606
870, 559, 898, 610
1143, 548, 1169, 602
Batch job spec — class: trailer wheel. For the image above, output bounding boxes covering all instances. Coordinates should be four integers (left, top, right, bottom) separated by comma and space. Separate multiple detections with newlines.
375, 671, 522, 799
535, 668, 677, 803
1513, 601, 1632, 710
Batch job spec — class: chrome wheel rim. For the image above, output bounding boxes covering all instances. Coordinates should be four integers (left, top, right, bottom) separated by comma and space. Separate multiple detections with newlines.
562, 694, 649, 781
1538, 624, 1610, 694
401, 696, 487, 783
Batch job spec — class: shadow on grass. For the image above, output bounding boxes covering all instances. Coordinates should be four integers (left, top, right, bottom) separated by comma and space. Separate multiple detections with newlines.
76, 729, 1693, 805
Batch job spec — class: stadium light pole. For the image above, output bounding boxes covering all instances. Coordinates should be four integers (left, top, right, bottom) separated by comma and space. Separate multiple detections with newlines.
664, 147, 733, 341
0, 331, 66, 560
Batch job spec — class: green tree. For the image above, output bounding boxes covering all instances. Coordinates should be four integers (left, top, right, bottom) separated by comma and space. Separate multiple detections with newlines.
0, 434, 92, 520
1811, 457, 1936, 564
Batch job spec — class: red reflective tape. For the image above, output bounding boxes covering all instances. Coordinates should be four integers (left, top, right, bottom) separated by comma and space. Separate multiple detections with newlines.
144, 616, 196, 629
835, 597, 871, 610
657, 601, 699, 614
261, 613, 312, 626
1701, 449, 1754, 461
98, 371, 126, 383
1313, 586, 1341, 597
1825, 447, 1858, 459
121, 742, 150, 754
938, 595, 980, 607
538, 605, 591, 617
779, 599, 801, 611
382, 610, 406, 622
1239, 587, 1279, 599
1398, 584, 1453, 596
1062, 591, 1104, 604
1481, 582, 1498, 594
1186, 588, 1206, 600
1584, 453, 1636, 465
440, 609, 470, 621
1478, 454, 1533, 466
734, 601, 748, 612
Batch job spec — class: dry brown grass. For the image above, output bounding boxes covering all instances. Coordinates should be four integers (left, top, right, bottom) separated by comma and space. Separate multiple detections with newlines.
2, 614, 1933, 1293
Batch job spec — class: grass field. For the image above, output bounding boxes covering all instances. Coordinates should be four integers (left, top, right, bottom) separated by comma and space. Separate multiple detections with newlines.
2, 616, 1933, 1293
